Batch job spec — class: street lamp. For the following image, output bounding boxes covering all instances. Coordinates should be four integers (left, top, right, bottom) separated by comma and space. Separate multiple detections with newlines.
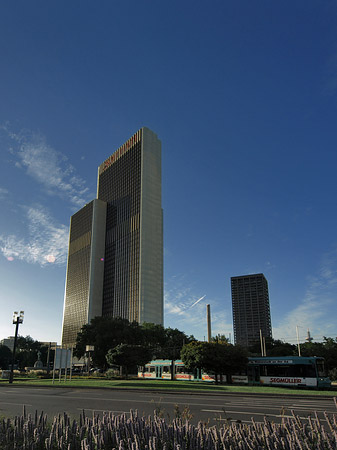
9, 311, 24, 384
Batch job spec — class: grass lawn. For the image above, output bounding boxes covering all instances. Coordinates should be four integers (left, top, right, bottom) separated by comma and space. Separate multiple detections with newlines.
1, 377, 336, 396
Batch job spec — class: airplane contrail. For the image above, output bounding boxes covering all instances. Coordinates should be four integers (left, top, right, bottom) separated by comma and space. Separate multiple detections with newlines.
190, 295, 206, 308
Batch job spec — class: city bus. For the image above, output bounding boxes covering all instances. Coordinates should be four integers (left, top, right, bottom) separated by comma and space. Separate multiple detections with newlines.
245, 356, 331, 388
138, 356, 331, 388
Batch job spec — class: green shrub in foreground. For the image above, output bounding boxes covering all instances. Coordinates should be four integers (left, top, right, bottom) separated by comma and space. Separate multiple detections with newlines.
0, 399, 336, 449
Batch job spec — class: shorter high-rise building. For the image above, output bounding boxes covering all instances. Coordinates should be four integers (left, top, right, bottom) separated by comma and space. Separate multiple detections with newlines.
0, 337, 15, 352
61, 199, 107, 346
231, 273, 272, 347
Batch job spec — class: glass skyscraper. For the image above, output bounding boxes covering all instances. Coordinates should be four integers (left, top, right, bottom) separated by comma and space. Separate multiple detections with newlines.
62, 128, 163, 346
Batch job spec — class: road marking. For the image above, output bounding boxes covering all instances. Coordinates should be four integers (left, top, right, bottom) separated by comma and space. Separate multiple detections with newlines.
78, 408, 129, 414
201, 409, 223, 413
287, 407, 329, 412
0, 402, 32, 406
214, 416, 330, 423
292, 404, 332, 407
212, 418, 266, 424
202, 409, 309, 420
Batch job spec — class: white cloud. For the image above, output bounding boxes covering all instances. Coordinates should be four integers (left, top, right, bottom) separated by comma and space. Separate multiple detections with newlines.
273, 247, 337, 342
0, 205, 69, 266
0, 125, 94, 268
190, 295, 206, 308
2, 126, 92, 207
164, 276, 233, 340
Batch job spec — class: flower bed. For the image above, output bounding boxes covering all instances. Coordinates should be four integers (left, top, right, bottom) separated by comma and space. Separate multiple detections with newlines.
0, 399, 336, 449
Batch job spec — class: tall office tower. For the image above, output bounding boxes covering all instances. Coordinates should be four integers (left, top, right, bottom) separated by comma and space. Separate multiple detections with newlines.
231, 273, 272, 347
97, 127, 163, 325
61, 128, 163, 346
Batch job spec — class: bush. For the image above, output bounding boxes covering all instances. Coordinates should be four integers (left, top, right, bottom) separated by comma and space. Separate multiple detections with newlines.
105, 368, 119, 379
90, 370, 105, 378
0, 401, 336, 449
25, 370, 46, 378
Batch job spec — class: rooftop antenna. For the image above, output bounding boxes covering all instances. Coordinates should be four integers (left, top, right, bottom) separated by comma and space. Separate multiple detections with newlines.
305, 328, 313, 343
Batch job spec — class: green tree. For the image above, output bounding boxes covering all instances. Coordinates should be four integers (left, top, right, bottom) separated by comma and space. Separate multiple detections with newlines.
211, 334, 229, 344
0, 345, 12, 369
181, 341, 248, 383
106, 344, 153, 379
75, 317, 194, 371
180, 341, 209, 373
268, 340, 296, 357
216, 344, 248, 383
140, 323, 194, 359
321, 337, 337, 372
300, 337, 337, 373
139, 324, 194, 380
140, 322, 167, 356
160, 327, 194, 360
248, 338, 296, 357
15, 335, 44, 369
74, 317, 143, 370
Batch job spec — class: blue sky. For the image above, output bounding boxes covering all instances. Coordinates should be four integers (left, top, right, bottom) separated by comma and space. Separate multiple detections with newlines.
1, 1, 337, 345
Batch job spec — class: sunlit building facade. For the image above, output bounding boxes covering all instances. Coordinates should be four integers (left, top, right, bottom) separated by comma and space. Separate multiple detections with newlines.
231, 273, 272, 347
62, 128, 163, 346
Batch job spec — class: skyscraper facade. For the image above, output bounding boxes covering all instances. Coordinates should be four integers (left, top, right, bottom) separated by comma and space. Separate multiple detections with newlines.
231, 273, 272, 347
62, 127, 163, 346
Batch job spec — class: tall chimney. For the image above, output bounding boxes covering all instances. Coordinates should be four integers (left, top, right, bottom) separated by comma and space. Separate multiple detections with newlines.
207, 304, 212, 343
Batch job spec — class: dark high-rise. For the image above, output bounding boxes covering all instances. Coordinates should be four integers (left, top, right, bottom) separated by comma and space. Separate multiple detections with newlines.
62, 128, 163, 346
231, 273, 272, 347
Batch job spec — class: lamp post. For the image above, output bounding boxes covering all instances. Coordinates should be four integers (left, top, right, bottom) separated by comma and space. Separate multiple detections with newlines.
9, 311, 24, 384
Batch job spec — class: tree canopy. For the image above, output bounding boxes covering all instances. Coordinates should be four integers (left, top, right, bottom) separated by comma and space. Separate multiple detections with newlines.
11, 336, 52, 369
181, 341, 248, 383
300, 337, 337, 377
74, 317, 194, 370
247, 338, 297, 357
0, 345, 12, 369
106, 344, 153, 378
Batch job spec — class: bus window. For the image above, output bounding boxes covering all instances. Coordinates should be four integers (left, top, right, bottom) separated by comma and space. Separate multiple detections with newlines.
306, 364, 316, 378
265, 365, 290, 377
316, 360, 326, 377
149, 366, 155, 373
260, 365, 268, 377
163, 366, 170, 374
247, 365, 260, 382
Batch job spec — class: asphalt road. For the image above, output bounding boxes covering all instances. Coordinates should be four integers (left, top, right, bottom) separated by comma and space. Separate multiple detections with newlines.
0, 386, 335, 425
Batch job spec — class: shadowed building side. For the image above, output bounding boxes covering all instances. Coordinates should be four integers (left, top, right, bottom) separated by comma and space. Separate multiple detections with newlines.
231, 273, 272, 348
61, 199, 106, 347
